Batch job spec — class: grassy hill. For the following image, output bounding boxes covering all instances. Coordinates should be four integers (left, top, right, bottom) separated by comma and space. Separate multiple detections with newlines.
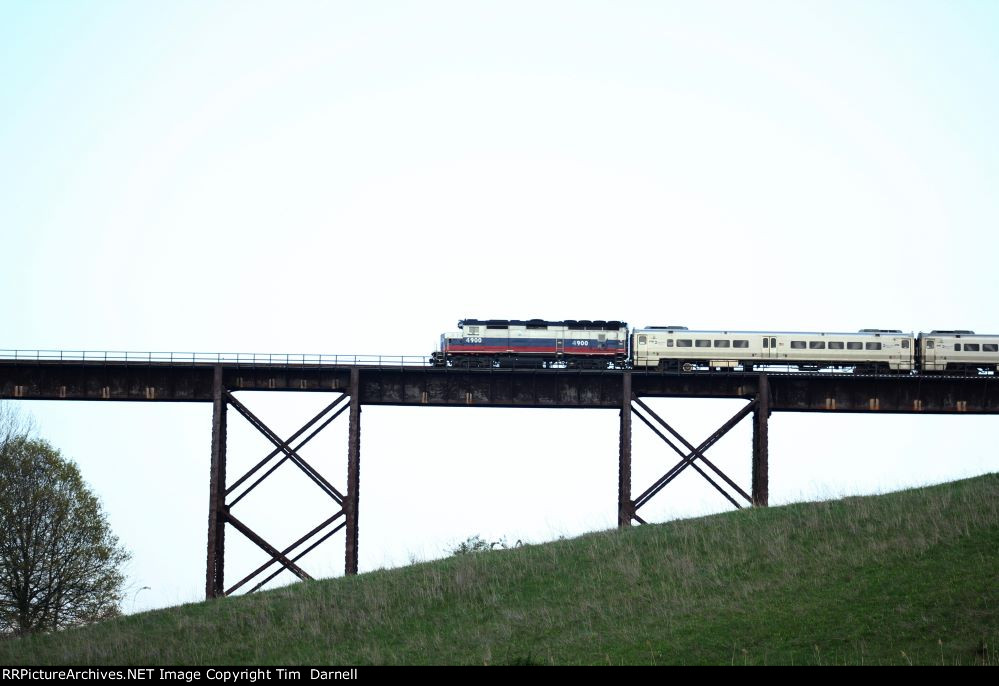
3, 474, 997, 665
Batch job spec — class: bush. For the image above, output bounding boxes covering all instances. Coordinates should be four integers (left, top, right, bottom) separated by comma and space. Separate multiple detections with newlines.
449, 535, 523, 556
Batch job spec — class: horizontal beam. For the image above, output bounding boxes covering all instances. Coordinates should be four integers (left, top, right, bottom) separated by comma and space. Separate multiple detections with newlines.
1, 361, 998, 413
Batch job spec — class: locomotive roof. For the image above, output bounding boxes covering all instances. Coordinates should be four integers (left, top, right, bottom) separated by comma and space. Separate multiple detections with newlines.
459, 319, 628, 331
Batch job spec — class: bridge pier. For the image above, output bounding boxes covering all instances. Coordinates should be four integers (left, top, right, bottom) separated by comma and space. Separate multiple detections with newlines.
344, 368, 362, 575
205, 365, 227, 599
752, 374, 770, 507
626, 377, 775, 521
618, 372, 633, 528
202, 372, 357, 599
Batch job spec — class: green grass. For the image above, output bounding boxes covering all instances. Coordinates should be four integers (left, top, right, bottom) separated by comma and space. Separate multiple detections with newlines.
3, 474, 997, 665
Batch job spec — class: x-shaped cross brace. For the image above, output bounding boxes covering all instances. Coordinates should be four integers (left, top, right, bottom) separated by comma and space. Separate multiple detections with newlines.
220, 392, 350, 595
629, 395, 756, 523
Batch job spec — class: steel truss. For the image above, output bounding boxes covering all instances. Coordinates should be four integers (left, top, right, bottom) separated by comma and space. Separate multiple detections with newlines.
618, 373, 772, 526
205, 367, 362, 598
3, 356, 995, 600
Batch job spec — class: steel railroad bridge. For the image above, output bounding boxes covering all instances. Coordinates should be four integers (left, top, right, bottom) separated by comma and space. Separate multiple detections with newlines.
2, 350, 997, 600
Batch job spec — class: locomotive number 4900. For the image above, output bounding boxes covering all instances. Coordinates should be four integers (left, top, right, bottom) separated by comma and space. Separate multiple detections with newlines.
571, 340, 589, 346
464, 337, 483, 343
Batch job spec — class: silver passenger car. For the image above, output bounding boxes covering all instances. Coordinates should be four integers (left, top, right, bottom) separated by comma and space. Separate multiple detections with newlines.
917, 331, 999, 373
632, 327, 915, 372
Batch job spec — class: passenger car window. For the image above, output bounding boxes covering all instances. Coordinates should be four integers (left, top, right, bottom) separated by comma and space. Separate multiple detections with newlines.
954, 343, 962, 351
984, 344, 998, 352
638, 335, 647, 345
866, 342, 882, 350
790, 341, 806, 349
901, 340, 910, 349
714, 340, 730, 348
964, 343, 980, 352
695, 340, 711, 348
733, 340, 749, 348
828, 342, 844, 350
809, 341, 825, 349
847, 342, 863, 350
677, 339, 692, 347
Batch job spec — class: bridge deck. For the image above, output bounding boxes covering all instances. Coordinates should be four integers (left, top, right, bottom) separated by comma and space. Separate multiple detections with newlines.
2, 359, 997, 413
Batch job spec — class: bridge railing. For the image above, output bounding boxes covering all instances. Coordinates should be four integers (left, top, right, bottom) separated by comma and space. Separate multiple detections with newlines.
0, 350, 433, 367
3, 350, 990, 378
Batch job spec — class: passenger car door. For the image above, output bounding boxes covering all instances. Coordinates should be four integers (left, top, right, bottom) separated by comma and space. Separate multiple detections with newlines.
762, 336, 778, 359
922, 337, 937, 370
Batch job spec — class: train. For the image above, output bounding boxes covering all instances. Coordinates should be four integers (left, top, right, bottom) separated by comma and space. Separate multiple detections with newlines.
430, 319, 999, 374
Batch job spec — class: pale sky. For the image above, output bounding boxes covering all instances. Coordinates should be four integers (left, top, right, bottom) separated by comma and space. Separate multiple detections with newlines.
2, 1, 998, 612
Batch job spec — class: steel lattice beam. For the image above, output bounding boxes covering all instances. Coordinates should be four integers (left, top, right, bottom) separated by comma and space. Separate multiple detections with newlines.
225, 392, 345, 503
225, 512, 345, 596
633, 397, 755, 504
227, 397, 350, 508
628, 390, 762, 521
202, 382, 357, 599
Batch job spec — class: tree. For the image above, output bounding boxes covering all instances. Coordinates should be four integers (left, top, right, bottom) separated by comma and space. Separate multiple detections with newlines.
0, 404, 130, 635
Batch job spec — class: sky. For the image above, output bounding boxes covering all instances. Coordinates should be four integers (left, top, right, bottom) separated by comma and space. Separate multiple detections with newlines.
2, 1, 998, 613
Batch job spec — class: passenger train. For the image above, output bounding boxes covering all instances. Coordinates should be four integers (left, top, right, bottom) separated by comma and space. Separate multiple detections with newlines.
430, 319, 999, 374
